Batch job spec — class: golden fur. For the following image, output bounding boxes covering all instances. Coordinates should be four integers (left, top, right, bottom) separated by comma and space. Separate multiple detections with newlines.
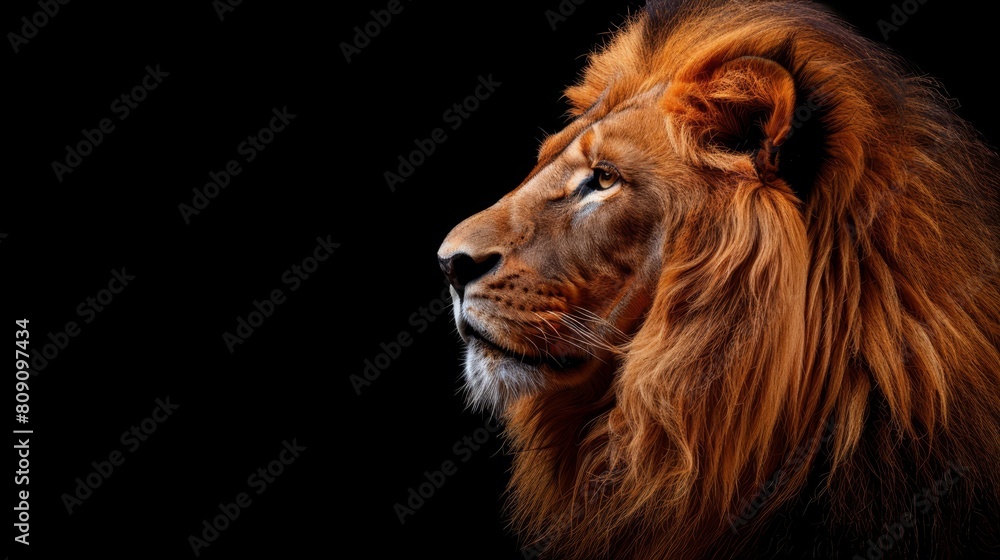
438, 1, 1000, 557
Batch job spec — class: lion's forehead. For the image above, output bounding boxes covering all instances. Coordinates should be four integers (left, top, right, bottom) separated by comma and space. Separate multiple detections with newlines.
533, 104, 671, 186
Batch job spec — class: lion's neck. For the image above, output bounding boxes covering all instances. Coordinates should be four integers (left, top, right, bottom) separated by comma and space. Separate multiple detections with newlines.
503, 371, 616, 550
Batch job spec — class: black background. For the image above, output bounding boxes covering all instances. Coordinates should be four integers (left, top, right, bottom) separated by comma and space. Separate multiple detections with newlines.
6, 1, 998, 558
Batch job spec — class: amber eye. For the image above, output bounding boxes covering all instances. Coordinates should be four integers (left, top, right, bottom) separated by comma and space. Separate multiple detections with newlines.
587, 165, 622, 191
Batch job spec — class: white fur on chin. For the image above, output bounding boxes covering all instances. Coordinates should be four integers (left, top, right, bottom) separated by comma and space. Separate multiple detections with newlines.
462, 343, 546, 413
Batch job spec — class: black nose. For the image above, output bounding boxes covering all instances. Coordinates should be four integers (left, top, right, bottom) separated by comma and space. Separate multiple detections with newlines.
438, 252, 501, 298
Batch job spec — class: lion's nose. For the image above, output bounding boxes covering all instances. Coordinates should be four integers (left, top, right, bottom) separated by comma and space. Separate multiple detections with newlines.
438, 252, 501, 298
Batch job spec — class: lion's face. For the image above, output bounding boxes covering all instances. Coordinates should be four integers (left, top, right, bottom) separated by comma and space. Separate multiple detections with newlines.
438, 92, 693, 410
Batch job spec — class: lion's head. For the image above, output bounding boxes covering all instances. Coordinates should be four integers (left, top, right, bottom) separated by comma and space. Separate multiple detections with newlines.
438, 1, 1000, 558
437, 81, 671, 412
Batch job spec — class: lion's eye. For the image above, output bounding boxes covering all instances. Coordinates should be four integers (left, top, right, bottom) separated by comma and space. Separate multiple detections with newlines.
587, 165, 622, 191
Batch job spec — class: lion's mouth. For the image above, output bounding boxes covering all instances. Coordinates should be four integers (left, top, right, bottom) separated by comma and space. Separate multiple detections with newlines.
465, 324, 585, 370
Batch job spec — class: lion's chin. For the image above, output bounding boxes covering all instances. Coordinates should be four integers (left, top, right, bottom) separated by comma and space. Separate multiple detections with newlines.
462, 340, 547, 412
462, 338, 589, 412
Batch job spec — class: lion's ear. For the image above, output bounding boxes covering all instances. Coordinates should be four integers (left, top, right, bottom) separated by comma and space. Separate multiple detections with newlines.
663, 55, 797, 182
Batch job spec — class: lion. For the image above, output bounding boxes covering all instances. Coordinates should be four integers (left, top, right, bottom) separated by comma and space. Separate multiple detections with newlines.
436, 1, 1000, 558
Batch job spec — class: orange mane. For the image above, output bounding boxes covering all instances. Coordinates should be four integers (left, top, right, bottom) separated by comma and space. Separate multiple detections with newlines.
505, 1, 1000, 558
